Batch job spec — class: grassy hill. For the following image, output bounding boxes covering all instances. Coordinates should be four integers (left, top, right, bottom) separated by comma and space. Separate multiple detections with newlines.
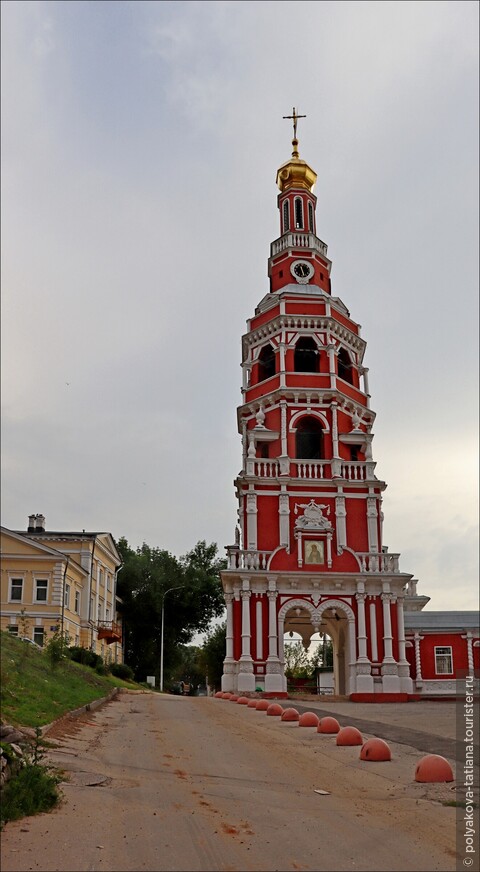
1, 632, 142, 728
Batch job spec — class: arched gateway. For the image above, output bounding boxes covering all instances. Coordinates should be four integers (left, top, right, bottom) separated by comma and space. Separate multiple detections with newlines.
220, 113, 425, 701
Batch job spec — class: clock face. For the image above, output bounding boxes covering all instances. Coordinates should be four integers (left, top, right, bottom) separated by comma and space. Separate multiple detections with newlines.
291, 260, 314, 283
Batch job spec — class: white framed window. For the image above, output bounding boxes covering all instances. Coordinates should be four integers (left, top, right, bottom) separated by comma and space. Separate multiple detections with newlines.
74, 591, 80, 614
308, 200, 314, 232
294, 196, 304, 229
64, 584, 70, 609
9, 578, 23, 602
435, 646, 453, 674
35, 579, 48, 603
106, 573, 111, 592
33, 627, 45, 647
8, 625, 18, 636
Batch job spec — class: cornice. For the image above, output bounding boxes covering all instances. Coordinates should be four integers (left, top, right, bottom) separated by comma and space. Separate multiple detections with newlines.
242, 313, 365, 362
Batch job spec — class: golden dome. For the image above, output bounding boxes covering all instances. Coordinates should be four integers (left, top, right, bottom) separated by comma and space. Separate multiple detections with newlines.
276, 138, 317, 193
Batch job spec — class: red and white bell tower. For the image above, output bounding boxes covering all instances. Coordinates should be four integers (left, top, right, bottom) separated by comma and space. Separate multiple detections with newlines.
221, 111, 422, 700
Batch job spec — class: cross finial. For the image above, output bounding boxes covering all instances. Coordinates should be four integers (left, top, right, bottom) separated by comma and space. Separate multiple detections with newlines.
283, 107, 306, 141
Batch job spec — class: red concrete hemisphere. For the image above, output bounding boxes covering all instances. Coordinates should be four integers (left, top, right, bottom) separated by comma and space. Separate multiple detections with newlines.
229, 694, 239, 702
415, 754, 454, 783
318, 716, 341, 734
214, 691, 223, 698
336, 726, 363, 746
256, 699, 270, 711
236, 696, 250, 705
281, 707, 300, 722
267, 703, 284, 717
221, 693, 232, 699
298, 712, 319, 728
360, 738, 392, 761
247, 699, 258, 708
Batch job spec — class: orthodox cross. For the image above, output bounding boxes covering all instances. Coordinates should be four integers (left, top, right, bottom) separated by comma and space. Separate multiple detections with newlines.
283, 107, 306, 140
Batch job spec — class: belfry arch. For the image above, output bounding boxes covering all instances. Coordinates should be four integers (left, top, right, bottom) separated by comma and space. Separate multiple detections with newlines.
278, 598, 356, 696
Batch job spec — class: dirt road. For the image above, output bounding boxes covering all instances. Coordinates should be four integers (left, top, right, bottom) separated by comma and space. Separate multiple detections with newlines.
1, 691, 459, 872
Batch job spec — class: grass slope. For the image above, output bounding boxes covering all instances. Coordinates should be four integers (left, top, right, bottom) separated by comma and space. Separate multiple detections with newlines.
0, 632, 140, 728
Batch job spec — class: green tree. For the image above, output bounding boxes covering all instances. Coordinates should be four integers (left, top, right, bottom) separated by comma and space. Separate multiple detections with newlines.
309, 636, 333, 670
198, 622, 226, 691
283, 640, 310, 678
116, 538, 226, 684
171, 644, 205, 693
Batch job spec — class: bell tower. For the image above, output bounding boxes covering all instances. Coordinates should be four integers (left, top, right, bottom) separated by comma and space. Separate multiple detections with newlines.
221, 111, 423, 700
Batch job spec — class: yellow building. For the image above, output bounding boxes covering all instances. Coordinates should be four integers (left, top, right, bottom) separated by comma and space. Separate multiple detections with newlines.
0, 514, 123, 664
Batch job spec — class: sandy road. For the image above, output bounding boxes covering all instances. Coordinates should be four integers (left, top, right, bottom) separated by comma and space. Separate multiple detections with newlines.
1, 691, 459, 872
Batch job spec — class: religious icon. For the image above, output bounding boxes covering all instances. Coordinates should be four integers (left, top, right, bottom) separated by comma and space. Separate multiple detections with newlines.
304, 540, 324, 564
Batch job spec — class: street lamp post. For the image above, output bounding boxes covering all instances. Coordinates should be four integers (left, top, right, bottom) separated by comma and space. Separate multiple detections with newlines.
160, 585, 184, 692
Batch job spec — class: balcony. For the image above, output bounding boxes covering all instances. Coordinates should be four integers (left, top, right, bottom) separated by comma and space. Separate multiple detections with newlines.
225, 547, 401, 574
97, 621, 122, 643
226, 549, 272, 570
270, 232, 328, 259
357, 553, 400, 573
244, 459, 375, 481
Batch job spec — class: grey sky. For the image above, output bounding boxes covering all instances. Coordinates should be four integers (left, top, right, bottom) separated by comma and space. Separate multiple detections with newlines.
1, 0, 478, 611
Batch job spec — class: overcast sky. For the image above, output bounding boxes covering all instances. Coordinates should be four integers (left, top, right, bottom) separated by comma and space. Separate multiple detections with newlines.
1, 0, 478, 612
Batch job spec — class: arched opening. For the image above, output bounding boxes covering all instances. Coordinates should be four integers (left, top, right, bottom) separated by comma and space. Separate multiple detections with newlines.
294, 336, 319, 373
337, 347, 354, 385
280, 600, 352, 696
283, 199, 290, 233
308, 201, 314, 233
294, 197, 304, 229
257, 344, 275, 381
295, 416, 323, 459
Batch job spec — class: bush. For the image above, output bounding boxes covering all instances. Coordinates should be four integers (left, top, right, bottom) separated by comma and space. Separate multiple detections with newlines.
68, 646, 103, 670
109, 662, 134, 681
0, 764, 61, 825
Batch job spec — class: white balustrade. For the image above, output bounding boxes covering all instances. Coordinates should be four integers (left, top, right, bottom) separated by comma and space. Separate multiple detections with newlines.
340, 462, 366, 481
270, 232, 328, 258
253, 460, 279, 478
358, 552, 400, 573
226, 548, 272, 570
293, 461, 328, 479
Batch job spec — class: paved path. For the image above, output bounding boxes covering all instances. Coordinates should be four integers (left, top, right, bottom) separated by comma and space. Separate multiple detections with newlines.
1, 691, 461, 872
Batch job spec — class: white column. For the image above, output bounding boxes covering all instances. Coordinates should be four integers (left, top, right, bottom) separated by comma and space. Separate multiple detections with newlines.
462, 632, 474, 675
246, 491, 257, 550
221, 592, 235, 691
367, 497, 379, 553
327, 343, 336, 390
348, 618, 357, 696
355, 587, 373, 693
396, 596, 413, 692
279, 342, 286, 389
381, 592, 394, 662
335, 495, 347, 552
279, 401, 289, 474
237, 584, 255, 692
225, 593, 234, 659
267, 590, 278, 658
380, 587, 400, 693
356, 592, 368, 661
362, 366, 370, 406
414, 632, 424, 683
369, 599, 378, 661
241, 590, 251, 657
265, 584, 283, 692
256, 598, 263, 661
331, 400, 339, 458
279, 489, 290, 549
